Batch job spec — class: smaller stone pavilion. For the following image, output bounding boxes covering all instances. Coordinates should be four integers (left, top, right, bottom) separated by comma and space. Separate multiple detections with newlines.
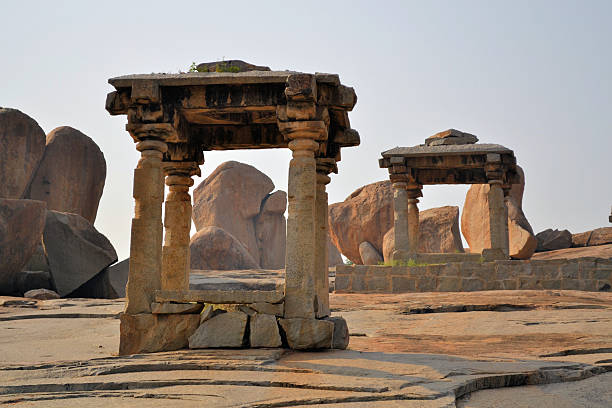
106, 61, 359, 354
379, 129, 520, 263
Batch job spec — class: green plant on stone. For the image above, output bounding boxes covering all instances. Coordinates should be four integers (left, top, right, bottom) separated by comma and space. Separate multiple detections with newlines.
380, 259, 434, 267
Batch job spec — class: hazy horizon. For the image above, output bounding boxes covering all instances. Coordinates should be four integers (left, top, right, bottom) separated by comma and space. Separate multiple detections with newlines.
2, 0, 611, 260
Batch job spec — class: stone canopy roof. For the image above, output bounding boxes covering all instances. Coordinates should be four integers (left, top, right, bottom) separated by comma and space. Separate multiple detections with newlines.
379, 130, 519, 186
106, 69, 359, 165
381, 143, 513, 158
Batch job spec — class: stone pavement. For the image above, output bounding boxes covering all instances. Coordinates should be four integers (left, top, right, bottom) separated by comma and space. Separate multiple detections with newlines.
1, 290, 611, 407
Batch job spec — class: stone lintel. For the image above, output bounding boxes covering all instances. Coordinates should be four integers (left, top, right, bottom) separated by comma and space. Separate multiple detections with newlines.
151, 302, 203, 314
155, 289, 285, 304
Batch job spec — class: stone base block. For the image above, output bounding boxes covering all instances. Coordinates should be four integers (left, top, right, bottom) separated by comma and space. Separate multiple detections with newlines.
482, 248, 509, 261
189, 311, 248, 348
325, 316, 350, 350
279, 318, 333, 350
250, 313, 282, 347
119, 312, 199, 355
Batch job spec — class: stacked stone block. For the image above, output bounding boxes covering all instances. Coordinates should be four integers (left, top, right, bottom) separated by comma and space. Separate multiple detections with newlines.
335, 258, 612, 293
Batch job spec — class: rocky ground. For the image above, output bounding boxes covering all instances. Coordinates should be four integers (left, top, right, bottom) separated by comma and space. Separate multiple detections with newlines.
1, 289, 611, 407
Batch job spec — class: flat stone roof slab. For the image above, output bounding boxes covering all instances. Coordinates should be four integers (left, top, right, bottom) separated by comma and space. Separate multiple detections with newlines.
109, 71, 341, 88
382, 143, 513, 158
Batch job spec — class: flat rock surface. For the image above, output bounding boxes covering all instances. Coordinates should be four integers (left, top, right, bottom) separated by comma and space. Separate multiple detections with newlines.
532, 243, 612, 260
1, 290, 611, 406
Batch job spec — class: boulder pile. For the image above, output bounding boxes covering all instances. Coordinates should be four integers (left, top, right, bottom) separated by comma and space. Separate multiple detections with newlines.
191, 161, 341, 270
328, 181, 464, 265
0, 107, 122, 298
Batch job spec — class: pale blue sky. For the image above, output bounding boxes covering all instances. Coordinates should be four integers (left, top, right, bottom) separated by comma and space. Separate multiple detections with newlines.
2, 0, 611, 259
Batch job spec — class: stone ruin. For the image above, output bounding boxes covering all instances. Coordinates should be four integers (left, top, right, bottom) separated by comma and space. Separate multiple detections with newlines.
335, 129, 612, 294
105, 62, 359, 354
379, 129, 520, 263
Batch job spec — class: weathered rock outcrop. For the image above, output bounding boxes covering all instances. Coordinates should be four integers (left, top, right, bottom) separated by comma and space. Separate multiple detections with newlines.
535, 229, 572, 252
461, 166, 536, 259
43, 211, 117, 296
190, 226, 260, 270
27, 126, 106, 223
255, 190, 287, 269
329, 181, 394, 264
0, 199, 47, 294
192, 161, 287, 269
0, 108, 46, 199
382, 206, 464, 262
572, 227, 612, 247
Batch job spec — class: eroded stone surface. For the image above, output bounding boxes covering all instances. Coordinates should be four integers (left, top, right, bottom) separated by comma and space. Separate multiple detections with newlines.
27, 126, 106, 223
189, 310, 248, 348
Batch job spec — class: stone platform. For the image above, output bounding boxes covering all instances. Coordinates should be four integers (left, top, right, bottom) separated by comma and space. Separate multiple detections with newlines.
335, 258, 612, 293
1, 290, 612, 406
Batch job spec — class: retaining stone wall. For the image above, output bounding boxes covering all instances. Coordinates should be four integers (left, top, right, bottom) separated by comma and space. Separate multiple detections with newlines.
334, 258, 612, 293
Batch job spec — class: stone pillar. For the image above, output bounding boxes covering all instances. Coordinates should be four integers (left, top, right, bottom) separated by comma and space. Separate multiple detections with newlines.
314, 159, 334, 318
284, 137, 319, 319
161, 162, 200, 292
126, 139, 167, 314
392, 181, 409, 260
487, 180, 508, 255
485, 153, 509, 258
501, 186, 511, 256
406, 185, 422, 255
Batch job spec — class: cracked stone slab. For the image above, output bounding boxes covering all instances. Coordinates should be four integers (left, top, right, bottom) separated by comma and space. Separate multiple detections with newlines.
1, 290, 612, 406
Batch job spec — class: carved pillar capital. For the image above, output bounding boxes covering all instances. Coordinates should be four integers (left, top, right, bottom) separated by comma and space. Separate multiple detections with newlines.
280, 120, 328, 142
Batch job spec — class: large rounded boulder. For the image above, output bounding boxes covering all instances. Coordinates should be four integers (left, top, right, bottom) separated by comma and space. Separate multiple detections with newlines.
328, 181, 394, 264
382, 206, 464, 262
461, 166, 536, 259
193, 161, 275, 263
190, 226, 260, 270
0, 199, 47, 294
0, 108, 46, 199
27, 126, 106, 223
